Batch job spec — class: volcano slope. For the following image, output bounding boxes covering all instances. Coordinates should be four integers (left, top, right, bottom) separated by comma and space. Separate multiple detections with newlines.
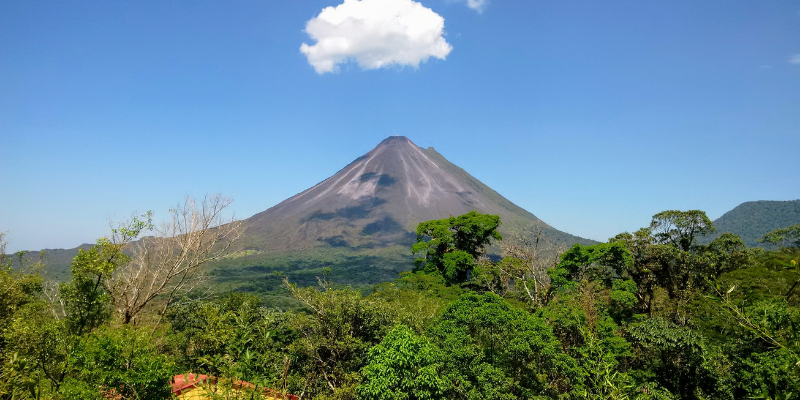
210, 136, 593, 299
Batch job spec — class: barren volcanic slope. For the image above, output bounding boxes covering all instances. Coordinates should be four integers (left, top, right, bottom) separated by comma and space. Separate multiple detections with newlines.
241, 136, 590, 254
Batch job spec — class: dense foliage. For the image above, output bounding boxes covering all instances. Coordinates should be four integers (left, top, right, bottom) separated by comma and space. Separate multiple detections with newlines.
412, 211, 502, 285
1, 209, 798, 399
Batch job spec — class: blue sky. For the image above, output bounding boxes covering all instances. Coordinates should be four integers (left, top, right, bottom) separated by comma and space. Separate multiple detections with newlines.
1, 0, 799, 252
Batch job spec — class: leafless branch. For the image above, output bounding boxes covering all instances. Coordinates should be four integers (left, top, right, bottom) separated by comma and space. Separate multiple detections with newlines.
103, 194, 243, 325
495, 224, 565, 307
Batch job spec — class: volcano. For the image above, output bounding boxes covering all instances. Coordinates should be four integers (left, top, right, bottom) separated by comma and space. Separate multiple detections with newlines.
241, 136, 590, 253
26, 136, 593, 291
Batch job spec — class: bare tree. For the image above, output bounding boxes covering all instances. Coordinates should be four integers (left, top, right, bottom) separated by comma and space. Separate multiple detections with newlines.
0, 232, 7, 267
475, 224, 565, 307
43, 280, 66, 320
104, 194, 243, 325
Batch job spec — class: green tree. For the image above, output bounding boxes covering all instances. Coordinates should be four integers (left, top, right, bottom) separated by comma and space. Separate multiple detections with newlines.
0, 234, 44, 351
412, 211, 501, 285
59, 237, 130, 336
58, 210, 153, 334
283, 278, 398, 399
429, 292, 569, 398
627, 318, 725, 398
167, 292, 293, 391
609, 279, 639, 323
694, 233, 757, 287
650, 210, 714, 252
4, 300, 69, 396
549, 242, 633, 291
0, 217, 153, 397
610, 229, 661, 315
759, 223, 800, 250
610, 211, 745, 314
0, 234, 49, 399
714, 286, 800, 397
757, 225, 800, 301
57, 326, 174, 400
356, 324, 448, 400
539, 281, 664, 398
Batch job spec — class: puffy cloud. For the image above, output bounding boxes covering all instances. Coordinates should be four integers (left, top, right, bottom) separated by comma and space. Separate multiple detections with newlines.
300, 0, 452, 74
789, 54, 800, 65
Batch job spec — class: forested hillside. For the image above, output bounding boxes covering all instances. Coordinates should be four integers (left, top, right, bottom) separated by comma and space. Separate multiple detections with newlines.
702, 199, 800, 248
2, 207, 798, 399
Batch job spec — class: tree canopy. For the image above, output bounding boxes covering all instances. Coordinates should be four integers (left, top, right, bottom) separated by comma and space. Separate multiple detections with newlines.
759, 223, 800, 250
650, 210, 715, 252
412, 211, 501, 284
2, 209, 798, 399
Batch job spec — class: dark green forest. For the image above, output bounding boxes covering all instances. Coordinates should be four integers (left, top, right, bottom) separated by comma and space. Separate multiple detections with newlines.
2, 208, 799, 399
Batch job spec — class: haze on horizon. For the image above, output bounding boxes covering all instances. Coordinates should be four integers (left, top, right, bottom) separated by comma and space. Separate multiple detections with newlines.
1, 0, 799, 252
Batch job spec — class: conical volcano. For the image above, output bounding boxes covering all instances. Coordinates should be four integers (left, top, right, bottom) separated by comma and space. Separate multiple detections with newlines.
241, 136, 589, 253
25, 136, 593, 291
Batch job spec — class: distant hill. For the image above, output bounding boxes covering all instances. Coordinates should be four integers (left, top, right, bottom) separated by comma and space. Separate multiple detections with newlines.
701, 200, 800, 248
10, 244, 91, 282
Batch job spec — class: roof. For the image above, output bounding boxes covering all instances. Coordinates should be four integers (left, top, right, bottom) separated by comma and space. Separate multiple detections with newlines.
171, 373, 300, 400
171, 373, 211, 396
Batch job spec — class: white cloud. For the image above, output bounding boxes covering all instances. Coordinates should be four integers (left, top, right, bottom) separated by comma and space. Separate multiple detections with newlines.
464, 0, 488, 12
300, 0, 453, 74
789, 54, 800, 64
